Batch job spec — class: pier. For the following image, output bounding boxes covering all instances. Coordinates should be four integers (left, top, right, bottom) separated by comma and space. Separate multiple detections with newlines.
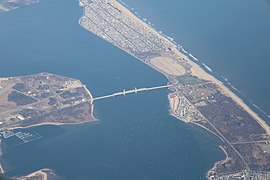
93, 84, 173, 101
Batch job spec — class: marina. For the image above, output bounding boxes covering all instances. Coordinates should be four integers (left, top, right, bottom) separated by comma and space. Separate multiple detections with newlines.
0, 130, 42, 146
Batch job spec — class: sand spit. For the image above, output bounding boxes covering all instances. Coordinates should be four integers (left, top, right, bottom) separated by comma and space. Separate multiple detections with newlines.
84, 0, 268, 133
168, 94, 180, 114
110, 0, 270, 135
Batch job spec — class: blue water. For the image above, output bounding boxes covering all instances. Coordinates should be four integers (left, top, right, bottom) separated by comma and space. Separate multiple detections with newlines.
0, 0, 269, 179
2, 93, 223, 180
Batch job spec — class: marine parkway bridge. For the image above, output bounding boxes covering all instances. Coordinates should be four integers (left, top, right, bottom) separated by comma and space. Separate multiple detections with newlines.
92, 84, 173, 101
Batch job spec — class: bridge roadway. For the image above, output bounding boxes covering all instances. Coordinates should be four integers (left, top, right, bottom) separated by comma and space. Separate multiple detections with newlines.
93, 84, 173, 101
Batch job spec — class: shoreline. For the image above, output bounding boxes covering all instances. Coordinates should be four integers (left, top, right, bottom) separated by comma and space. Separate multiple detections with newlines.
0, 0, 268, 178
5, 118, 98, 131
186, 57, 270, 135
111, 0, 270, 136
99, 0, 270, 177
0, 139, 3, 174
0, 73, 97, 176
167, 94, 225, 142
0, 119, 99, 174
17, 168, 51, 180
207, 145, 230, 178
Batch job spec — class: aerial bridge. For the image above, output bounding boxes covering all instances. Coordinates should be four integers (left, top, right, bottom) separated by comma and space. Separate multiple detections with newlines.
93, 84, 173, 101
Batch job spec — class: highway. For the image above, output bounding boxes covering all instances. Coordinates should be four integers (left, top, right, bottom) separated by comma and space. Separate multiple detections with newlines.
93, 84, 173, 101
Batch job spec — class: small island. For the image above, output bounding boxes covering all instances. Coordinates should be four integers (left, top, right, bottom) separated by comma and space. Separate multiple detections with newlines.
14, 168, 63, 180
0, 0, 38, 12
0, 72, 95, 130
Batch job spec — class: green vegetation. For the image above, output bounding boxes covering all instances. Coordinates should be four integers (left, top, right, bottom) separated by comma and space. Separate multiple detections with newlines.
178, 75, 206, 85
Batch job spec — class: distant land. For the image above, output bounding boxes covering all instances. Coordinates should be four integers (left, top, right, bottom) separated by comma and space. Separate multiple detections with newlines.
12, 168, 63, 180
0, 0, 38, 11
79, 0, 270, 179
0, 168, 63, 180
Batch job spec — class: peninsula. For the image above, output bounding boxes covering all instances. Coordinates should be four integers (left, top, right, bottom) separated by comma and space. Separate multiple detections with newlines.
79, 0, 270, 179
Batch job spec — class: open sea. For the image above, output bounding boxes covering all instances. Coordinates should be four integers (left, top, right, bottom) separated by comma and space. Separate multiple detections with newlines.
0, 0, 269, 179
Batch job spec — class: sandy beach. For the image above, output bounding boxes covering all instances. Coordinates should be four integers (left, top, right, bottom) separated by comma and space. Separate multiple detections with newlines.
168, 94, 180, 114
0, 78, 8, 81
111, 0, 270, 136
6, 118, 98, 131
187, 57, 270, 135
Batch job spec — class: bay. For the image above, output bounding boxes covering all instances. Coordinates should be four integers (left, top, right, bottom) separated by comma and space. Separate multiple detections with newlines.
2, 0, 268, 179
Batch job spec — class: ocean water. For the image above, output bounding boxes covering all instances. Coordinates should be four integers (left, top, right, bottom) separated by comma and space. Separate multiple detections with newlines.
0, 0, 269, 179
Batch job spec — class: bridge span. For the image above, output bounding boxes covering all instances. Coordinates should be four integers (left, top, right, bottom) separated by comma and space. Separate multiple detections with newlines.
93, 84, 173, 101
